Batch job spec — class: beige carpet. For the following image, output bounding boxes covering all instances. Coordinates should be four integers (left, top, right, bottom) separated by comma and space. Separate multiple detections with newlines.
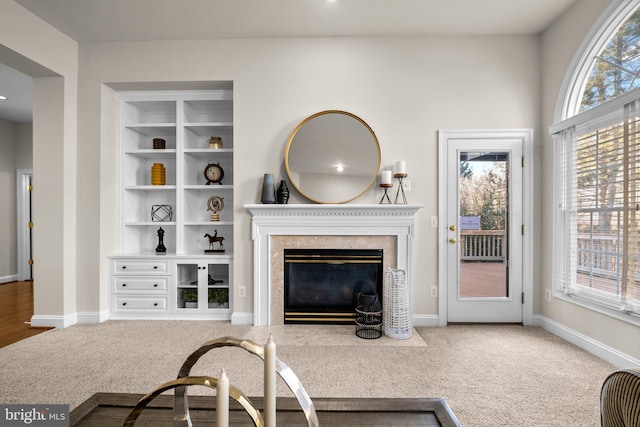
0, 321, 616, 426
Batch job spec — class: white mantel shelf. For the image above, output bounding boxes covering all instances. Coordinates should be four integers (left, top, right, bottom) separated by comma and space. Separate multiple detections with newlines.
244, 204, 423, 236
244, 203, 423, 326
244, 203, 423, 216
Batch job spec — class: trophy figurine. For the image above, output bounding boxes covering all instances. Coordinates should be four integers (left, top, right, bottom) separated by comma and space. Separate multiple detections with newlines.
204, 229, 225, 254
207, 196, 224, 222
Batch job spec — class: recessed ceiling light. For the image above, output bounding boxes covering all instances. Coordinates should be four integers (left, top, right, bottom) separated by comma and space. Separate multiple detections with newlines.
0, 95, 7, 100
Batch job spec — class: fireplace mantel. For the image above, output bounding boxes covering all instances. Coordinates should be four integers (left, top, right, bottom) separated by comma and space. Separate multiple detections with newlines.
244, 204, 422, 325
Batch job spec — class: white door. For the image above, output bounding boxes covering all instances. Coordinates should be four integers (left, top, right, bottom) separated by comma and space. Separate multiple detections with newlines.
443, 135, 524, 323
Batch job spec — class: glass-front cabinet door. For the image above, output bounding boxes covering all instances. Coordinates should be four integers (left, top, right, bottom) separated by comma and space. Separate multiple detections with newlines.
175, 260, 231, 313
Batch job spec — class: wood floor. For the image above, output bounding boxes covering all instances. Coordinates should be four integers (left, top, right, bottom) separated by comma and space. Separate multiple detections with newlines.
0, 280, 51, 348
459, 261, 507, 297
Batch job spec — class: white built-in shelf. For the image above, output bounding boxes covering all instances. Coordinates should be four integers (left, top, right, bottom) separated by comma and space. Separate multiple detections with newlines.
125, 149, 177, 159
124, 221, 176, 227
183, 185, 233, 190
184, 148, 233, 154
184, 221, 233, 226
111, 89, 234, 321
124, 185, 177, 190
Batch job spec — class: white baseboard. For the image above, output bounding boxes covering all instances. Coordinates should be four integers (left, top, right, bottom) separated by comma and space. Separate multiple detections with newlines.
30, 311, 109, 328
30, 313, 77, 329
412, 314, 440, 327
231, 312, 254, 325
77, 311, 109, 324
533, 315, 640, 368
0, 274, 18, 284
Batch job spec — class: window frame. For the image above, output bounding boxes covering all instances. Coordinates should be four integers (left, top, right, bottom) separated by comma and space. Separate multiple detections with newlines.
553, 109, 640, 325
551, 0, 640, 326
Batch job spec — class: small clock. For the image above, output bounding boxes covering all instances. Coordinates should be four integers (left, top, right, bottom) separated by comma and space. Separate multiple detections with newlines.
204, 162, 224, 185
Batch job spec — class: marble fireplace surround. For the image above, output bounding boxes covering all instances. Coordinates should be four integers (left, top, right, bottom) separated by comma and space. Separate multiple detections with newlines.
245, 204, 422, 326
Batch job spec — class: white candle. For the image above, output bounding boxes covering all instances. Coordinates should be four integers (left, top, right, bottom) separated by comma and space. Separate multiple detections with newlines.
395, 160, 406, 175
381, 170, 392, 185
264, 334, 276, 427
217, 370, 229, 427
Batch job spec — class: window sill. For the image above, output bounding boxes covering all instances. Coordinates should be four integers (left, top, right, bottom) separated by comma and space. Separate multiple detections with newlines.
554, 292, 640, 328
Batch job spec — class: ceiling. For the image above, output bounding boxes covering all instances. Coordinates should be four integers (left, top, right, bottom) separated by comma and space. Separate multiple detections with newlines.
0, 0, 580, 122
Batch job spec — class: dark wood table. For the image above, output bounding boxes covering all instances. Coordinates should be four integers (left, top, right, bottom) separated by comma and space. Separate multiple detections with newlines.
71, 392, 461, 426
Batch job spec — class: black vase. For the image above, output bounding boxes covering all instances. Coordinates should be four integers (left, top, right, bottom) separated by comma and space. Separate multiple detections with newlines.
276, 180, 289, 204
260, 173, 276, 204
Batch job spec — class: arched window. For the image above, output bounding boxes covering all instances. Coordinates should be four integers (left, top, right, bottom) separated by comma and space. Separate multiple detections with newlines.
552, 0, 640, 322
580, 7, 640, 112
556, 0, 640, 121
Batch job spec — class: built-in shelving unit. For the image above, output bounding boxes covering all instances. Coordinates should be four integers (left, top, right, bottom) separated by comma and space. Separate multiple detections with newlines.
110, 88, 233, 320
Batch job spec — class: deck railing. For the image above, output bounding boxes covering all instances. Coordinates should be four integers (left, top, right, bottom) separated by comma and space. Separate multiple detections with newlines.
460, 231, 633, 278
576, 233, 623, 280
460, 230, 505, 261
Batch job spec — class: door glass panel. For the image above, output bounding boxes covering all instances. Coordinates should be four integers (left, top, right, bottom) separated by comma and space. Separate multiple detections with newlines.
458, 151, 509, 298
176, 263, 199, 309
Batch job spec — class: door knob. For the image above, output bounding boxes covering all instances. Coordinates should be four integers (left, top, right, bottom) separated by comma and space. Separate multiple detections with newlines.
449, 238, 457, 244
449, 225, 456, 231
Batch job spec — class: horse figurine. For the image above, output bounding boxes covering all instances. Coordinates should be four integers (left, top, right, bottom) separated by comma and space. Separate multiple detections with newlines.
204, 230, 225, 251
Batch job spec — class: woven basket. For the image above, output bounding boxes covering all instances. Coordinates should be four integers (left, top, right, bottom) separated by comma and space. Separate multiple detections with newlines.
383, 268, 412, 339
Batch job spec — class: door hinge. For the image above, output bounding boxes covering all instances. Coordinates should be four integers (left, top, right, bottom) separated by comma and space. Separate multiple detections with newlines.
521, 224, 524, 235
28, 222, 33, 229
521, 155, 524, 167
521, 292, 525, 304
28, 259, 34, 266
28, 184, 33, 191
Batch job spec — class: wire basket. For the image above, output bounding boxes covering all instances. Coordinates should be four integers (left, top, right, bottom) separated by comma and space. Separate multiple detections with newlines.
355, 292, 383, 339
383, 268, 412, 339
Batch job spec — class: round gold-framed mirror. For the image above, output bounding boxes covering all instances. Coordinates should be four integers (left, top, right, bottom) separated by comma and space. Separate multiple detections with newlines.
284, 110, 381, 204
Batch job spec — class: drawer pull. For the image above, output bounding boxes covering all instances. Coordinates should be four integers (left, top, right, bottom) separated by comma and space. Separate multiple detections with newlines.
153, 303, 158, 307
153, 284, 158, 287
154, 266, 158, 269
122, 302, 127, 306
122, 283, 127, 287
122, 266, 127, 269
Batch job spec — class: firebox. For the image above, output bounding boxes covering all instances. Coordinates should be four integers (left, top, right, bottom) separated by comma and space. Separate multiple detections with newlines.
284, 248, 383, 324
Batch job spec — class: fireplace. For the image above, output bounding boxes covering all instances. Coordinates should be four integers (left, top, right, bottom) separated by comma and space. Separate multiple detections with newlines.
284, 249, 383, 324
244, 204, 421, 326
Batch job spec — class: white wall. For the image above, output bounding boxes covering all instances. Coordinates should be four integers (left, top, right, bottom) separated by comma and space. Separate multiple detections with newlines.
15, 122, 32, 169
81, 36, 541, 319
541, 0, 640, 361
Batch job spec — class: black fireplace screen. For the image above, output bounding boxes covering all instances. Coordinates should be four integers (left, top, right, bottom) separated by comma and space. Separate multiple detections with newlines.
284, 248, 383, 324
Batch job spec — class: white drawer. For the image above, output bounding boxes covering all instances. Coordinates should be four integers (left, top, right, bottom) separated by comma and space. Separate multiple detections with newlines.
113, 296, 168, 311
113, 277, 168, 293
112, 260, 169, 275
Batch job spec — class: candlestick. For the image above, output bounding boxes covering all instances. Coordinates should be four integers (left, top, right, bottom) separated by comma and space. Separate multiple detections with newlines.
381, 170, 392, 185
395, 160, 406, 175
216, 369, 229, 427
264, 334, 276, 427
379, 183, 393, 204
394, 174, 408, 204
